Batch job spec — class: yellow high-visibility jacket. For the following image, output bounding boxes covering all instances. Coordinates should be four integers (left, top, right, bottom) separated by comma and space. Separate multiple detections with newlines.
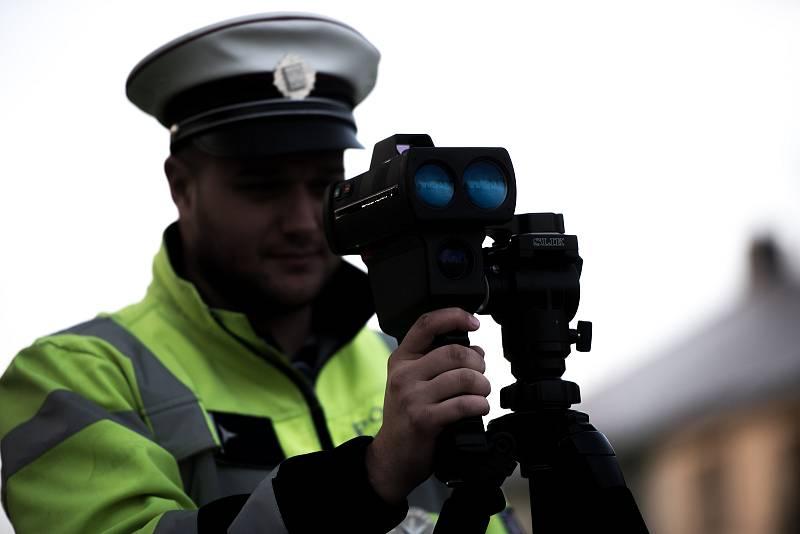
0, 226, 519, 533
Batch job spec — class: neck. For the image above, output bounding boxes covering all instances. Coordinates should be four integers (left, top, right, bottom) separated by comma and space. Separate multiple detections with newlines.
189, 273, 315, 357
189, 267, 315, 356
250, 306, 313, 358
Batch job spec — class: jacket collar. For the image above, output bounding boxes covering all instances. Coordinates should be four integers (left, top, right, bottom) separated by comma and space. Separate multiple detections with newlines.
147, 223, 375, 359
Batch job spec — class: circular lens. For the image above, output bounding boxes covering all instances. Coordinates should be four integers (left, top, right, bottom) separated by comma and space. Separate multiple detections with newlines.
437, 241, 474, 279
414, 163, 454, 208
463, 160, 507, 209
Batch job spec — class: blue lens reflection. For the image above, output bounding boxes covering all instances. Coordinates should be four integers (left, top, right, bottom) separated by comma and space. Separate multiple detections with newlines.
437, 244, 473, 279
463, 160, 507, 209
414, 164, 454, 208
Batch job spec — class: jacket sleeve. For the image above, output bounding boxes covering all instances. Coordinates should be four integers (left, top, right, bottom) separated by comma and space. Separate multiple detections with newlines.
0, 340, 199, 533
229, 436, 408, 533
0, 338, 410, 534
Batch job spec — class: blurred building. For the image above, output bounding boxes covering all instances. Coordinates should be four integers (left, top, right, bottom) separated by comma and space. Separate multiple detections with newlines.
582, 238, 800, 534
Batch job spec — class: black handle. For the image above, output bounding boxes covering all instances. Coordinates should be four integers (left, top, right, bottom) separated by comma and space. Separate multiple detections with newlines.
431, 330, 489, 486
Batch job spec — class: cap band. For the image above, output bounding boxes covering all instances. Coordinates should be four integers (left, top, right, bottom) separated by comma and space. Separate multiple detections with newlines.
171, 97, 356, 146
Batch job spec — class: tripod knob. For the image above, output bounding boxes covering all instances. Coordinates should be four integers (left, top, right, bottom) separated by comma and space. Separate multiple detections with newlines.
574, 320, 592, 352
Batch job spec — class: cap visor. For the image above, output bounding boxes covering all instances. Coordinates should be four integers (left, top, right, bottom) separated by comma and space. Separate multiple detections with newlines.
188, 117, 363, 157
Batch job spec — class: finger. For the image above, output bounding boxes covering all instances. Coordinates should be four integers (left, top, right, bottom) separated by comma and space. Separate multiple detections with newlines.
423, 395, 491, 430
412, 344, 486, 380
398, 308, 480, 358
419, 368, 491, 404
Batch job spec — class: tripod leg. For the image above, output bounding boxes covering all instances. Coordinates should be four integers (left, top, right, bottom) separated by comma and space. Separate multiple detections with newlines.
432, 485, 505, 534
528, 468, 561, 533
527, 464, 649, 533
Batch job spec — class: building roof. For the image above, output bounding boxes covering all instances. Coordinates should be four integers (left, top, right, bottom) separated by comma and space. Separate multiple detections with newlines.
580, 240, 800, 452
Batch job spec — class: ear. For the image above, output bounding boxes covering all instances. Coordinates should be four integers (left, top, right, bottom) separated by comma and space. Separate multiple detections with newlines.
164, 153, 195, 218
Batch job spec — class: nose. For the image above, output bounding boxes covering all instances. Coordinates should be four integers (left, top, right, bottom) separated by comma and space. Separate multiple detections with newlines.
279, 183, 321, 236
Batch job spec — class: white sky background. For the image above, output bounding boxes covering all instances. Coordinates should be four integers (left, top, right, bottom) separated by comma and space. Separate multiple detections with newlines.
1, 0, 800, 529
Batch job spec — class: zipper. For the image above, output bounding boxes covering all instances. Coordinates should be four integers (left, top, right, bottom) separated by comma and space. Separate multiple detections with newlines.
211, 315, 335, 451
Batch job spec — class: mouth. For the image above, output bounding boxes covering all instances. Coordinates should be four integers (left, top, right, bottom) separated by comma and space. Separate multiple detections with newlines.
265, 254, 322, 276
268, 250, 323, 259
264, 250, 326, 270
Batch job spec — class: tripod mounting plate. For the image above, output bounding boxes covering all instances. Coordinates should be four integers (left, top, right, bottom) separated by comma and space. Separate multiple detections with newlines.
500, 379, 581, 411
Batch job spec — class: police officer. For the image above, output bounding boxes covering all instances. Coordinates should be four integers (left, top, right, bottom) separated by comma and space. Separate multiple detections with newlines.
0, 13, 520, 533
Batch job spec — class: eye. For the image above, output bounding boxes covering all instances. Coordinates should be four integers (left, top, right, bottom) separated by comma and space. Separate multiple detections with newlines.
310, 180, 332, 196
241, 182, 279, 191
234, 176, 283, 193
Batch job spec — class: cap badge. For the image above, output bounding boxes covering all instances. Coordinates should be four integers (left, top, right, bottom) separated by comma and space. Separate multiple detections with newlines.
273, 53, 316, 100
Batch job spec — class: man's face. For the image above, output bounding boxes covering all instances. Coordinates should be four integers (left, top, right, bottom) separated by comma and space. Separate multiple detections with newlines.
175, 148, 344, 313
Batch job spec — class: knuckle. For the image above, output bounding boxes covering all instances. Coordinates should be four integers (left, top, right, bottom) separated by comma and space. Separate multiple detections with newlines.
409, 406, 433, 433
416, 313, 433, 331
467, 349, 485, 372
457, 397, 475, 418
480, 376, 492, 395
388, 347, 409, 367
448, 345, 467, 363
387, 371, 406, 395
456, 396, 489, 418
458, 369, 477, 390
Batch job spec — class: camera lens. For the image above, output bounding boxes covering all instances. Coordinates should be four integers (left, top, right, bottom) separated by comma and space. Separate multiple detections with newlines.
437, 241, 474, 279
463, 160, 507, 209
414, 163, 454, 208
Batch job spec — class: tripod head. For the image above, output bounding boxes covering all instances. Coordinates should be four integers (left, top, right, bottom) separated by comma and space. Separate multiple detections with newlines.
483, 213, 592, 410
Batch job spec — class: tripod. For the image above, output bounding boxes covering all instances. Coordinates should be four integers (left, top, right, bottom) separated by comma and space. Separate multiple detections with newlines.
429, 214, 649, 533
